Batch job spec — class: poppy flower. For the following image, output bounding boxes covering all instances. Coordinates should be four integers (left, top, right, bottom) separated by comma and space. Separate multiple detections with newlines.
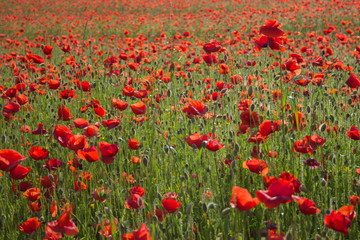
324, 205, 355, 236
0, 149, 27, 172
310, 135, 326, 149
346, 74, 360, 88
73, 118, 89, 129
130, 102, 147, 115
23, 187, 41, 201
203, 41, 221, 53
96, 218, 118, 238
162, 197, 182, 213
240, 110, 263, 128
77, 146, 99, 162
41, 175, 59, 189
47, 205, 79, 236
28, 202, 42, 212
29, 146, 49, 160
9, 165, 31, 180
16, 94, 28, 105
122, 233, 135, 240
31, 123, 49, 135
255, 179, 295, 209
27, 54, 44, 64
112, 98, 128, 111
243, 159, 269, 176
292, 112, 306, 131
348, 126, 360, 140
259, 19, 286, 38
183, 100, 208, 118
129, 186, 146, 197
20, 125, 31, 133
184, 133, 205, 149
254, 35, 284, 52
57, 104, 73, 121
77, 81, 91, 92
3, 101, 20, 114
99, 142, 119, 164
133, 223, 152, 240
292, 136, 313, 154
59, 89, 76, 99
204, 133, 224, 152
128, 139, 141, 150
43, 45, 53, 55
279, 172, 301, 193
74, 181, 87, 191
84, 125, 100, 138
102, 119, 121, 130
123, 86, 135, 97
296, 197, 320, 215
67, 135, 88, 151
259, 120, 280, 136
202, 54, 218, 65
19, 217, 41, 234
92, 187, 111, 203
230, 186, 259, 211
304, 158, 320, 169
125, 194, 144, 209
134, 90, 148, 99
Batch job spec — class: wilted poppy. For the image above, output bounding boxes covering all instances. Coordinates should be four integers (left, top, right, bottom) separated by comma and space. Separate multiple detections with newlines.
230, 186, 259, 211
31, 123, 49, 135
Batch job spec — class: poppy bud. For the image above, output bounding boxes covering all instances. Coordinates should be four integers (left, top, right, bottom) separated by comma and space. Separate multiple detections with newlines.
176, 212, 182, 219
221, 208, 231, 217
320, 178, 327, 187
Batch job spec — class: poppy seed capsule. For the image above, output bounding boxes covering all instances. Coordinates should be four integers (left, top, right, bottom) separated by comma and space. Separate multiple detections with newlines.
221, 208, 231, 217
176, 212, 182, 219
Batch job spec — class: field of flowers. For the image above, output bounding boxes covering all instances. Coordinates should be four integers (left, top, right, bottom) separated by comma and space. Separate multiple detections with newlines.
0, 0, 360, 239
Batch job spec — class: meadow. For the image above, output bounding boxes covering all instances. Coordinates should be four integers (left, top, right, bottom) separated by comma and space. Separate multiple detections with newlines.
0, 0, 360, 239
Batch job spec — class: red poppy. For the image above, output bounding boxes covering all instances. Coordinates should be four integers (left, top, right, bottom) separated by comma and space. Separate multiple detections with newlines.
3, 101, 20, 114
230, 186, 259, 211
123, 86, 135, 97
74, 181, 87, 191
73, 118, 89, 129
255, 179, 295, 209
184, 133, 205, 149
47, 205, 79, 236
67, 135, 88, 151
43, 45, 53, 55
0, 149, 27, 172
130, 102, 147, 115
59, 89, 76, 99
29, 146, 49, 160
240, 110, 263, 128
77, 146, 99, 162
31, 123, 49, 135
279, 172, 301, 193
203, 41, 221, 53
28, 202, 42, 212
27, 54, 44, 64
9, 165, 31, 180
204, 133, 224, 152
346, 74, 360, 88
348, 126, 360, 140
162, 197, 182, 213
19, 217, 41, 234
254, 35, 284, 52
99, 142, 119, 164
122, 233, 135, 240
96, 218, 118, 238
259, 19, 286, 38
78, 81, 91, 92
23, 187, 41, 201
324, 205, 356, 236
292, 136, 313, 154
102, 119, 121, 130
92, 187, 111, 202
16, 94, 28, 105
112, 98, 128, 111
183, 100, 208, 118
20, 125, 31, 133
304, 158, 320, 169
133, 223, 152, 240
243, 159, 269, 176
259, 120, 280, 136
296, 197, 320, 215
83, 125, 100, 138
310, 135, 326, 149
125, 194, 144, 209
57, 104, 73, 121
134, 90, 148, 99
41, 175, 59, 188
292, 112, 306, 131
129, 186, 146, 197
202, 54, 218, 65
128, 139, 141, 150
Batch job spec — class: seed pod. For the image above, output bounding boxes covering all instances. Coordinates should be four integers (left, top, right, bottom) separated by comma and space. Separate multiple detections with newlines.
247, 86, 253, 96
319, 123, 327, 132
186, 203, 193, 214
221, 208, 231, 217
